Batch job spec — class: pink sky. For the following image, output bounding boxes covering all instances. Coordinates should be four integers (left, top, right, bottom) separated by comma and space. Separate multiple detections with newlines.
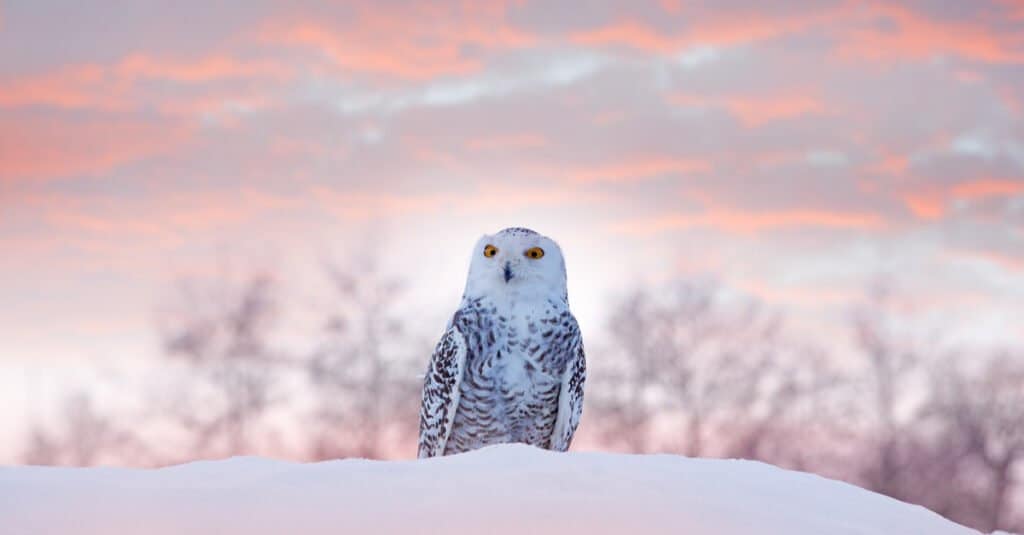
2, 1, 1024, 460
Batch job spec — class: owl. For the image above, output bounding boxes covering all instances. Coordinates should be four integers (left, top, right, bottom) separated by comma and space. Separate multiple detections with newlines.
418, 227, 586, 457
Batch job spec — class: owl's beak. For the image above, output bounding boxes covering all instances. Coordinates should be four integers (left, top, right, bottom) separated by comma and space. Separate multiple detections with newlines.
503, 261, 513, 283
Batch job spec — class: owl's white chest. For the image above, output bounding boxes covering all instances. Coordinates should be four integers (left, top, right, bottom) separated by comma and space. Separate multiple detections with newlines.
480, 297, 560, 393
498, 300, 557, 375
444, 294, 568, 454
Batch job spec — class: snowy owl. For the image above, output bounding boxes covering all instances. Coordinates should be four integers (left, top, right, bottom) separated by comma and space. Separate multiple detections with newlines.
418, 227, 586, 457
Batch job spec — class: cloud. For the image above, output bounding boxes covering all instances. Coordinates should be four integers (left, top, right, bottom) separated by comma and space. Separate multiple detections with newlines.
952, 178, 1024, 199
564, 156, 712, 183
949, 248, 1024, 273
568, 6, 841, 53
0, 64, 124, 111
835, 3, 1024, 63
1, 0, 1023, 387
667, 91, 827, 127
116, 53, 289, 83
614, 208, 885, 235
0, 111, 193, 182
258, 2, 534, 80
465, 133, 547, 150
0, 53, 289, 110
900, 178, 1024, 220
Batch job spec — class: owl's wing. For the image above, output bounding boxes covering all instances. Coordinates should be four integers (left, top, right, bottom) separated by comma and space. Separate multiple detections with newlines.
549, 332, 586, 452
417, 323, 468, 458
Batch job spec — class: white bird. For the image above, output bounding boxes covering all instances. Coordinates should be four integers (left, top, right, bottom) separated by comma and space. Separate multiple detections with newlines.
418, 227, 586, 457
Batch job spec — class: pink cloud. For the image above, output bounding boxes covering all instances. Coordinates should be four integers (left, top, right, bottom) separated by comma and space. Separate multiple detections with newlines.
570, 8, 841, 52
0, 53, 287, 114
465, 133, 547, 150
668, 91, 827, 127
951, 178, 1024, 200
902, 194, 945, 220
836, 4, 1024, 63
614, 208, 886, 235
1, 2, 1023, 437
564, 157, 712, 183
0, 114, 193, 181
570, 20, 681, 53
567, 3, 1023, 67
900, 178, 1024, 220
259, 2, 533, 80
116, 53, 289, 83
944, 248, 1024, 276
0, 64, 126, 111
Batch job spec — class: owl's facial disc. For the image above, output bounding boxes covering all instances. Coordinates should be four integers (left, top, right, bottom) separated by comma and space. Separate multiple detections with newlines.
464, 228, 568, 301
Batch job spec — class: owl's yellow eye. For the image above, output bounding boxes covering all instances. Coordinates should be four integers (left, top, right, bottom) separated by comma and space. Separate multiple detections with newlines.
483, 244, 498, 258
524, 247, 545, 259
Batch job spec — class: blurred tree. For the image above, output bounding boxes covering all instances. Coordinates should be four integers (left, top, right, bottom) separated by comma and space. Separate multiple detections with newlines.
16, 268, 1024, 531
848, 283, 925, 499
304, 254, 425, 460
588, 280, 836, 465
845, 283, 1024, 533
928, 353, 1024, 532
160, 273, 287, 460
20, 392, 147, 466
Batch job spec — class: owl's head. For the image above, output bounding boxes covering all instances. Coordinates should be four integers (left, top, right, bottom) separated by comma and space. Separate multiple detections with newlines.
463, 227, 568, 301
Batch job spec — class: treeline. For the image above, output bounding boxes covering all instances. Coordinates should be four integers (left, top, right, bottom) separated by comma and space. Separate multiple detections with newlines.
20, 265, 1023, 533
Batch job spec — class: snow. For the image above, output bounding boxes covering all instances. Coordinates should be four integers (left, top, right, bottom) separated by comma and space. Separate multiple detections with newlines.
0, 444, 981, 535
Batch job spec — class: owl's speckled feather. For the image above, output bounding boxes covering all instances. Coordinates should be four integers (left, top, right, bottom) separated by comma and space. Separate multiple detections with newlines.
418, 228, 586, 458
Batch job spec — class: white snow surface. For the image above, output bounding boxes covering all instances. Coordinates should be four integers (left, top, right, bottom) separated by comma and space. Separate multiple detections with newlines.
0, 444, 981, 535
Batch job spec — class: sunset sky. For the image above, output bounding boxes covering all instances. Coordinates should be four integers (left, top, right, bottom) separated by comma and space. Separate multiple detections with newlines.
2, 1, 1024, 460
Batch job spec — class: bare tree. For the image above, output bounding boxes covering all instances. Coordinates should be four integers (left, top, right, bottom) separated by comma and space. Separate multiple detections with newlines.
585, 288, 665, 453
588, 280, 836, 464
927, 353, 1024, 532
848, 283, 926, 499
20, 392, 147, 466
841, 282, 1024, 532
159, 273, 287, 460
304, 254, 425, 460
18, 264, 1024, 532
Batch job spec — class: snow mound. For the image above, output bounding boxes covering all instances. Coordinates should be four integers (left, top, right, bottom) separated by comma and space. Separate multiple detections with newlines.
0, 444, 979, 534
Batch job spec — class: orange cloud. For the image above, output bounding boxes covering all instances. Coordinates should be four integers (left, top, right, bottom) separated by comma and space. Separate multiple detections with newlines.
261, 2, 533, 80
0, 115, 192, 182
872, 154, 909, 175
466, 133, 546, 150
566, 157, 712, 183
658, 0, 682, 15
951, 179, 1024, 199
902, 194, 945, 220
999, 0, 1024, 20
0, 64, 126, 111
615, 208, 885, 234
0, 53, 287, 112
668, 92, 827, 127
265, 23, 474, 80
117, 53, 288, 83
571, 8, 843, 52
901, 178, 1024, 220
571, 4, 1022, 64
836, 4, 1024, 63
571, 20, 679, 53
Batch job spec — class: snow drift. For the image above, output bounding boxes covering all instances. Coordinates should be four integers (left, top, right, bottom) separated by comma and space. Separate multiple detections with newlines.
0, 444, 981, 534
